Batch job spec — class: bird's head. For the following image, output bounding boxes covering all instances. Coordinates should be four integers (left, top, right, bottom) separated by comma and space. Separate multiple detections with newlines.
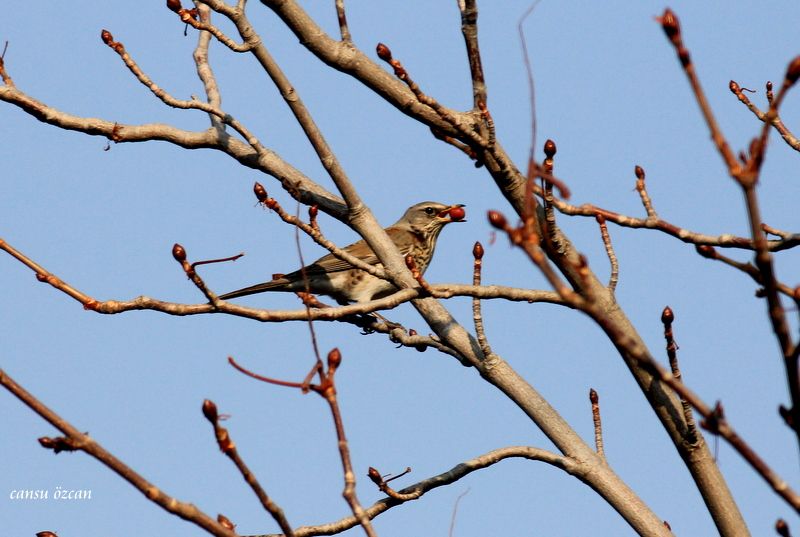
397, 201, 466, 232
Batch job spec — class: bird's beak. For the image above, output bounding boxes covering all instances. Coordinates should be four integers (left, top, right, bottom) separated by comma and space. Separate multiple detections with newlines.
439, 204, 466, 222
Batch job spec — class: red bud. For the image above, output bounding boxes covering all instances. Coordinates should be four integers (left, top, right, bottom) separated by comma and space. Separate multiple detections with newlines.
253, 182, 267, 203
659, 8, 680, 41
487, 210, 507, 230
695, 244, 717, 259
376, 43, 392, 61
786, 56, 800, 85
166, 0, 182, 13
661, 306, 674, 324
543, 139, 556, 159
100, 29, 114, 45
589, 388, 599, 404
472, 241, 484, 260
327, 348, 342, 370
202, 399, 218, 423
367, 466, 382, 485
172, 243, 187, 262
217, 514, 235, 530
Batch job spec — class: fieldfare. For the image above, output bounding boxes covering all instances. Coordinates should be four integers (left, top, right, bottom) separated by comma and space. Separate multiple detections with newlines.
219, 201, 465, 304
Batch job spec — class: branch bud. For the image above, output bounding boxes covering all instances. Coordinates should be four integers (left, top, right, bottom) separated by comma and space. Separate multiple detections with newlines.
166, 0, 182, 13
658, 8, 680, 41
695, 244, 717, 259
472, 241, 484, 260
661, 306, 674, 324
327, 348, 342, 370
253, 182, 268, 203
100, 29, 114, 45
217, 514, 235, 530
202, 399, 219, 423
634, 165, 645, 181
487, 210, 507, 230
729, 80, 740, 94
589, 388, 599, 405
543, 139, 557, 159
37, 533, 59, 537
376, 43, 392, 61
367, 466, 383, 485
172, 243, 187, 262
786, 56, 800, 86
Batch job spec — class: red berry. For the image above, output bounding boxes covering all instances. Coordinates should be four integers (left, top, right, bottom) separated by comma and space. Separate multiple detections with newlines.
448, 206, 466, 221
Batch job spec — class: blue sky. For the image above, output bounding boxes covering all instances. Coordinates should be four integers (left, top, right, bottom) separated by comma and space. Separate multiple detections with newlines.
2, 1, 799, 536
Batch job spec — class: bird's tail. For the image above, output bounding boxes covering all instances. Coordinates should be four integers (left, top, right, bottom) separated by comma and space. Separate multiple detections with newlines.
217, 278, 291, 300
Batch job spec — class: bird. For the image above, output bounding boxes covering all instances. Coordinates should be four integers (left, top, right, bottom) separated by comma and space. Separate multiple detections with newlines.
219, 201, 465, 304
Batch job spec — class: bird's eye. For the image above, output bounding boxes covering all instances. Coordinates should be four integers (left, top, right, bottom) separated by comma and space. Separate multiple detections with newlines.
424, 207, 435, 215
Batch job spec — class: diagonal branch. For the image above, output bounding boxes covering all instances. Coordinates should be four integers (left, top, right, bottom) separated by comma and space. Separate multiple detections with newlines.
0, 369, 237, 537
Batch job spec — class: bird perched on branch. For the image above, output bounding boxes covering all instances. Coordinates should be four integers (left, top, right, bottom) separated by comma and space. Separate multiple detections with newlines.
219, 201, 466, 304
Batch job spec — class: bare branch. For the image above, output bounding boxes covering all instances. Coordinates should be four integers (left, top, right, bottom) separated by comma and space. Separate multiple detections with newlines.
0, 370, 237, 537
334, 0, 351, 42
589, 389, 605, 459
730, 80, 800, 152
457, 0, 487, 108
595, 215, 619, 294
201, 400, 295, 536
258, 446, 571, 537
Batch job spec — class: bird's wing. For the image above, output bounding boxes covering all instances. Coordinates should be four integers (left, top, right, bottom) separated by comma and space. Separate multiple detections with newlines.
307, 228, 413, 273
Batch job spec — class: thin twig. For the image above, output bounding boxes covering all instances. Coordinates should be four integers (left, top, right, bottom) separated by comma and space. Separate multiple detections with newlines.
448, 488, 471, 537
193, 4, 224, 130
231, 350, 378, 537
269, 446, 568, 537
201, 400, 295, 536
730, 80, 800, 152
634, 165, 658, 219
171, 243, 221, 305
589, 389, 605, 459
375, 43, 490, 151
168, 1, 255, 52
661, 307, 698, 444
334, 0, 351, 41
100, 29, 264, 152
294, 200, 324, 368
458, 0, 487, 109
546, 185, 800, 252
253, 184, 387, 280
0, 40, 14, 87
518, 1, 542, 161
471, 242, 493, 360
657, 9, 740, 173
694, 244, 796, 299
595, 215, 619, 294
0, 370, 237, 537
628, 353, 800, 512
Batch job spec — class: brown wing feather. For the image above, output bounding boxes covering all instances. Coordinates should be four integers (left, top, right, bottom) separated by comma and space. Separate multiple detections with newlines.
304, 227, 412, 273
